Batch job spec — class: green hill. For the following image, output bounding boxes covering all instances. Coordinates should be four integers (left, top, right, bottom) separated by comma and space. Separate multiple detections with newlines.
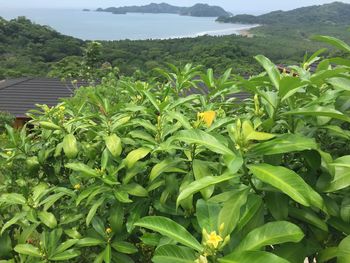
96, 3, 230, 17
217, 1, 350, 25
0, 16, 82, 78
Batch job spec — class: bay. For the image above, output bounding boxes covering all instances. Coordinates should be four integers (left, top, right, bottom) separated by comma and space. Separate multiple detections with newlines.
0, 8, 256, 40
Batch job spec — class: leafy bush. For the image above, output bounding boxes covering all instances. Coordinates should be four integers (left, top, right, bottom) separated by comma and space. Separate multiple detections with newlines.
1, 36, 350, 262
0, 112, 14, 133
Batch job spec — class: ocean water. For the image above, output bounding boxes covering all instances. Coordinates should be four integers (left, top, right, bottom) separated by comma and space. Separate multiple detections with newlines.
0, 8, 256, 40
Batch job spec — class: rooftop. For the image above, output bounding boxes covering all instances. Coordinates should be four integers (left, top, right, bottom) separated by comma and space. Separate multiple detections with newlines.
0, 78, 88, 118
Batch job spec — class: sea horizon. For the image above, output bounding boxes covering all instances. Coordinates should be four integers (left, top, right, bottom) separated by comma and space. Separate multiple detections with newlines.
0, 7, 258, 41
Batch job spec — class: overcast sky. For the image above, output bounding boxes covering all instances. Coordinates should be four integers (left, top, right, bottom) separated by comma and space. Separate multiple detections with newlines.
1, 0, 350, 14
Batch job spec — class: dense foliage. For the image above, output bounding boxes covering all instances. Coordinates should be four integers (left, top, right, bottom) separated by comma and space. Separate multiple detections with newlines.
0, 17, 82, 78
1, 35, 350, 262
217, 2, 350, 25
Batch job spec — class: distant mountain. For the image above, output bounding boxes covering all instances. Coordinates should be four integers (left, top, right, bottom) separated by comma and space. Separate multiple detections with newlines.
217, 1, 350, 25
96, 3, 231, 17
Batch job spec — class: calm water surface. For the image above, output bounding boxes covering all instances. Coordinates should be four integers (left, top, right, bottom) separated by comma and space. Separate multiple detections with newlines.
0, 8, 256, 40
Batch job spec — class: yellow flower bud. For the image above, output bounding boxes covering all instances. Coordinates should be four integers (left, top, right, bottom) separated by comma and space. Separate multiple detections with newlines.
195, 255, 208, 263
74, 184, 81, 190
219, 223, 225, 235
106, 227, 112, 234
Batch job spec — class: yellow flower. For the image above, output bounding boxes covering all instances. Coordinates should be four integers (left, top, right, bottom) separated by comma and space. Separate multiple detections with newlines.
105, 227, 112, 234
206, 231, 223, 249
194, 255, 208, 263
59, 106, 65, 111
6, 151, 12, 156
74, 184, 81, 190
198, 111, 216, 128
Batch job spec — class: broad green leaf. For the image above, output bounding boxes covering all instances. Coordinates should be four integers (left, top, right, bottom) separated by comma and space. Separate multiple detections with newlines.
193, 160, 215, 199
323, 156, 350, 192
1, 212, 26, 235
289, 207, 328, 232
38, 211, 57, 229
54, 239, 79, 254
248, 164, 324, 210
196, 199, 220, 232
111, 241, 138, 254
143, 90, 160, 112
313, 35, 350, 53
327, 217, 350, 235
109, 203, 123, 234
153, 245, 196, 263
135, 216, 203, 251
338, 235, 350, 263
255, 55, 280, 89
279, 76, 306, 101
39, 121, 61, 130
32, 183, 49, 203
65, 163, 99, 177
50, 249, 81, 261
124, 148, 151, 169
0, 193, 26, 205
150, 159, 183, 181
172, 129, 233, 156
274, 242, 307, 263
283, 106, 350, 123
177, 173, 235, 207
328, 77, 350, 92
86, 197, 105, 226
122, 183, 148, 197
341, 197, 350, 223
317, 247, 338, 263
14, 244, 41, 258
166, 111, 192, 129
77, 238, 105, 247
250, 134, 318, 156
105, 134, 122, 157
233, 221, 304, 252
220, 251, 290, 263
104, 244, 111, 263
166, 94, 201, 111
236, 194, 263, 231
218, 189, 249, 237
266, 192, 288, 220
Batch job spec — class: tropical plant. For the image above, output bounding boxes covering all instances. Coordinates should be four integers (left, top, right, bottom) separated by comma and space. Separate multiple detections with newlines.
0, 36, 350, 263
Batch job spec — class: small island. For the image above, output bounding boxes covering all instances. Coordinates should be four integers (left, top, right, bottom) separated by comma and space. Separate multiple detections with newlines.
96, 3, 231, 17
82, 9, 90, 12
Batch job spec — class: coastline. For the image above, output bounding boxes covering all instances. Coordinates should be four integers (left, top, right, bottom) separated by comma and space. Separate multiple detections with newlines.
238, 29, 254, 38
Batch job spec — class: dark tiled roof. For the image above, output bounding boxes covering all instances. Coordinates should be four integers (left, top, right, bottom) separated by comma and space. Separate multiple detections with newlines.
0, 78, 250, 118
0, 78, 88, 118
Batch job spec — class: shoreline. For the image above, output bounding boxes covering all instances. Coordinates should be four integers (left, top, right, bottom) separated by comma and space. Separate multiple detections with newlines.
238, 29, 254, 38
156, 24, 259, 41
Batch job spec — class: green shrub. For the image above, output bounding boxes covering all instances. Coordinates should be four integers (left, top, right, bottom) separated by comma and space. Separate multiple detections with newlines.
0, 36, 350, 262
0, 112, 14, 133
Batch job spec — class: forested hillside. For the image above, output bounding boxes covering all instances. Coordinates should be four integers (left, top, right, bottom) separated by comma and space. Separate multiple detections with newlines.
1, 1, 350, 79
217, 1, 350, 25
0, 17, 82, 78
96, 3, 230, 17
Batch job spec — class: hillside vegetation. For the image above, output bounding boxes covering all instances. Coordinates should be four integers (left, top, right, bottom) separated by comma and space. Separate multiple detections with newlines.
0, 17, 82, 78
0, 2, 350, 80
217, 1, 350, 25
